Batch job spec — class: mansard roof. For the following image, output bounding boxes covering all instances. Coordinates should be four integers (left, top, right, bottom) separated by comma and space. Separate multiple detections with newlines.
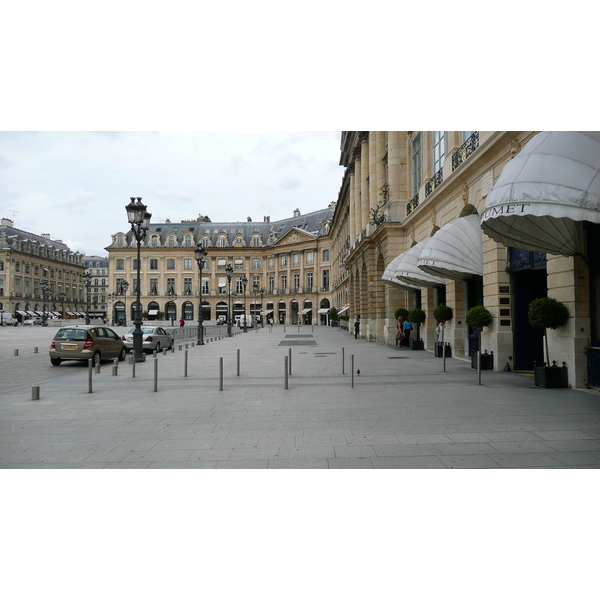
108, 206, 334, 249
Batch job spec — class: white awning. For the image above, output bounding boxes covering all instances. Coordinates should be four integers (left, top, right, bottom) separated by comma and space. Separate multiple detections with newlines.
337, 306, 349, 314
418, 214, 483, 281
395, 240, 447, 288
148, 309, 159, 315
383, 253, 421, 291
261, 309, 273, 315
481, 131, 600, 257
299, 308, 312, 314
317, 308, 329, 314
17, 310, 27, 316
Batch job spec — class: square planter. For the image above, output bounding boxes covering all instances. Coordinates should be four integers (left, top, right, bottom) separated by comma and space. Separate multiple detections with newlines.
534, 362, 568, 388
410, 339, 424, 351
471, 351, 493, 370
435, 343, 451, 358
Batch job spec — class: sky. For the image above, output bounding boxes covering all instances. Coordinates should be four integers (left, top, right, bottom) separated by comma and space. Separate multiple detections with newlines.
0, 131, 344, 256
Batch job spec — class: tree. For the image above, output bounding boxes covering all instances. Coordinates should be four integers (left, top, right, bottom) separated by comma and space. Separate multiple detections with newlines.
433, 304, 453, 323
395, 308, 409, 320
407, 308, 426, 342
528, 297, 569, 364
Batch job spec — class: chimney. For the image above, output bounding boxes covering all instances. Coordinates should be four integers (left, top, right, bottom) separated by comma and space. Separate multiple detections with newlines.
1, 218, 14, 227
264, 216, 270, 222
293, 209, 301, 217
41, 233, 51, 239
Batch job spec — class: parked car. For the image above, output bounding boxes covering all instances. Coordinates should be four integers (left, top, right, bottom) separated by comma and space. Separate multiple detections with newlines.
122, 326, 173, 353
49, 325, 127, 366
0, 312, 18, 326
216, 316, 227, 325
23, 316, 43, 326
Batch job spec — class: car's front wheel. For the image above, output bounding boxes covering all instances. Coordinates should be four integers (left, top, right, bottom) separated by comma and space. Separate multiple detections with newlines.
118, 347, 127, 362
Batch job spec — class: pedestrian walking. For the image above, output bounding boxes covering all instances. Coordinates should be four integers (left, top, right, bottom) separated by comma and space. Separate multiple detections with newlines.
354, 318, 360, 339
179, 318, 185, 328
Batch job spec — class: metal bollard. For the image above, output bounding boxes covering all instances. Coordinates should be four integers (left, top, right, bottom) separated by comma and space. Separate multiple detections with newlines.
219, 357, 224, 391
112, 364, 118, 376
14, 349, 18, 356
237, 349, 240, 376
184, 350, 188, 377
342, 347, 345, 375
288, 348, 292, 375
34, 347, 38, 354
351, 354, 354, 388
153, 357, 158, 392
284, 356, 289, 389
88, 359, 93, 393
95, 363, 101, 374
153, 350, 157, 358
171, 345, 175, 353
31, 386, 40, 400
163, 348, 167, 356
132, 356, 136, 378
179, 344, 182, 351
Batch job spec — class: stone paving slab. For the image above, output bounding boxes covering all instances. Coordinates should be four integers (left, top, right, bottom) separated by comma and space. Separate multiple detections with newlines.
1, 325, 600, 469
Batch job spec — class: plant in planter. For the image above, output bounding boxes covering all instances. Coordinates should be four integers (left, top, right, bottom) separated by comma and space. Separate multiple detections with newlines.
407, 308, 426, 350
328, 307, 339, 327
433, 305, 453, 357
465, 306, 493, 381
528, 297, 569, 388
395, 308, 409, 321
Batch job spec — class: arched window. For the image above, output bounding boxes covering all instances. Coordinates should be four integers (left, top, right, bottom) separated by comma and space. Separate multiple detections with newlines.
184, 235, 194, 247
217, 234, 228, 248
167, 236, 176, 247
117, 235, 126, 248
201, 235, 211, 248
150, 236, 159, 247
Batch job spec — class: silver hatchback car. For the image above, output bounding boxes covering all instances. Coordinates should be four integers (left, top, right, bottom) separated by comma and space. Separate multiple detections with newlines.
122, 326, 174, 353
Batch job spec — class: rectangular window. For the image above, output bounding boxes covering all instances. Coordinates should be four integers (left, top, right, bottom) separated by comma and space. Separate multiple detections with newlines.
132, 259, 139, 270
268, 257, 275, 270
167, 259, 175, 270
305, 252, 314, 265
15, 278, 21, 295
217, 259, 227, 270
293, 273, 300, 290
0, 260, 4, 270
218, 277, 227, 294
0, 277, 4, 295
306, 272, 313, 290
166, 277, 176, 295
252, 258, 261, 270
281, 274, 287, 291
235, 277, 245, 294
133, 278, 139, 294
268, 275, 274, 292
116, 259, 124, 270
411, 133, 422, 196
184, 278, 192, 295
322, 270, 329, 291
15, 262, 20, 273
235, 259, 244, 270
433, 131, 445, 174
150, 278, 158, 295
280, 255, 288, 268
252, 276, 261, 290
201, 277, 209, 295
184, 259, 192, 270
293, 254, 300, 266
322, 249, 330, 262
150, 259, 158, 270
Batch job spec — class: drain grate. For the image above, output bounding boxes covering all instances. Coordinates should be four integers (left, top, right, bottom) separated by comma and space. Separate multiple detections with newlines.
387, 356, 409, 359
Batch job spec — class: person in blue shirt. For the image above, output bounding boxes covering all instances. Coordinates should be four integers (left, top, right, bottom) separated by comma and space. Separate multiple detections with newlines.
403, 318, 412, 344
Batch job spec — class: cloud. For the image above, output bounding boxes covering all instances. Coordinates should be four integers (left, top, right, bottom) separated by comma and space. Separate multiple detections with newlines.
277, 177, 301, 190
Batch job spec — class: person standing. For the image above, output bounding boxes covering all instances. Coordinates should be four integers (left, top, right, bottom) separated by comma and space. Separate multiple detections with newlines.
354, 318, 360, 339
396, 316, 404, 347
403, 318, 412, 344
179, 318, 185, 328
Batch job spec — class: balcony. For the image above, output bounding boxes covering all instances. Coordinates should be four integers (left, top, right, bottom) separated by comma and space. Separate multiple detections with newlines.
425, 168, 443, 198
406, 193, 419, 216
452, 132, 480, 171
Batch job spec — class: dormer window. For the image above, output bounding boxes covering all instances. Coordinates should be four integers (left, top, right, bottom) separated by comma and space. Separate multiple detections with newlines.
217, 234, 228, 248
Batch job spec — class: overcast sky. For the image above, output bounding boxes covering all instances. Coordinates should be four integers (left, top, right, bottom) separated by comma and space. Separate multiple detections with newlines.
0, 131, 344, 256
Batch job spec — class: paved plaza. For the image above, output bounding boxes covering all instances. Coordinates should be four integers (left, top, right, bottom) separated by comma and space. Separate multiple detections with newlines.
1, 323, 600, 468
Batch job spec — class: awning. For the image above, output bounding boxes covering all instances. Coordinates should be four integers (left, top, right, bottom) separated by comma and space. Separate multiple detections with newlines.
148, 309, 159, 315
299, 308, 312, 314
395, 240, 447, 288
17, 310, 27, 316
418, 214, 483, 280
481, 131, 600, 257
383, 253, 421, 291
317, 308, 329, 314
337, 306, 349, 315
67, 312, 76, 316
261, 309, 273, 315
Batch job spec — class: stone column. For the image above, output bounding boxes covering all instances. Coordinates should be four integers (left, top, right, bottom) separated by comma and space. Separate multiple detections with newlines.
348, 166, 356, 245
360, 132, 370, 235
353, 146, 362, 239
387, 131, 402, 221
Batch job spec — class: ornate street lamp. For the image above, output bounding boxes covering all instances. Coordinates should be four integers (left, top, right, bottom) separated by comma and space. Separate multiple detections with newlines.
167, 287, 177, 327
194, 244, 208, 345
58, 292, 66, 321
125, 196, 152, 362
40, 281, 51, 326
120, 279, 129, 327
241, 275, 248, 332
225, 263, 234, 337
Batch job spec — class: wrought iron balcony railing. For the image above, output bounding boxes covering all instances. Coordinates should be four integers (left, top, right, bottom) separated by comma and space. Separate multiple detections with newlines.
452, 132, 479, 171
406, 193, 419, 216
425, 168, 443, 197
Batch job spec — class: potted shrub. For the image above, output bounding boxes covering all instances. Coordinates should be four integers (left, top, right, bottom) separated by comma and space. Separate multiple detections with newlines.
465, 306, 493, 373
528, 297, 569, 388
339, 314, 350, 331
395, 308, 409, 321
407, 308, 426, 350
433, 305, 453, 357
328, 307, 339, 327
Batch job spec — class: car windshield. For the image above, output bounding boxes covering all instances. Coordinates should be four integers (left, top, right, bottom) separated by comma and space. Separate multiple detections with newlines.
127, 327, 155, 334
56, 329, 88, 341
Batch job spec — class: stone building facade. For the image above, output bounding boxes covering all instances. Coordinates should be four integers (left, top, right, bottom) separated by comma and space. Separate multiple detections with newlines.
82, 255, 109, 319
0, 217, 86, 322
106, 207, 336, 327
330, 131, 600, 390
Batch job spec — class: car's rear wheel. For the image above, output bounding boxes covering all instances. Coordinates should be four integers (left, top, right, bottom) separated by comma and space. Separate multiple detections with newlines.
118, 347, 127, 362
92, 351, 101, 366
50, 357, 62, 366
155, 343, 161, 353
